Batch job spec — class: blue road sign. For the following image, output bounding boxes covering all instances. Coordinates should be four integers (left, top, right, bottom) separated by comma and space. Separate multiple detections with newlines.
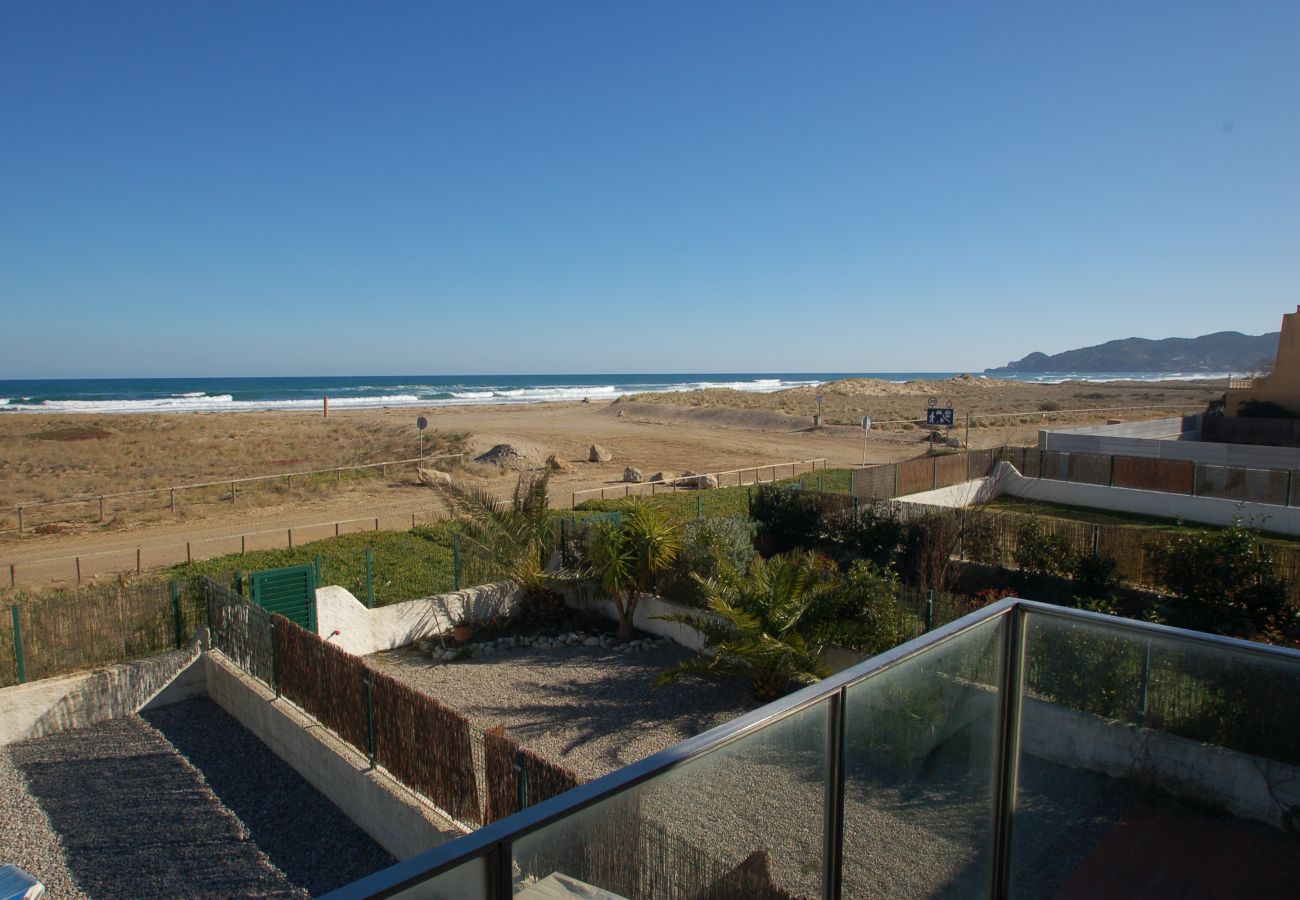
927, 408, 955, 426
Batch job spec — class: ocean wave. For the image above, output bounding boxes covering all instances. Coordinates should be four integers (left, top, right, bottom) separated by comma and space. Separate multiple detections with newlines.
1021, 372, 1232, 385
661, 378, 822, 393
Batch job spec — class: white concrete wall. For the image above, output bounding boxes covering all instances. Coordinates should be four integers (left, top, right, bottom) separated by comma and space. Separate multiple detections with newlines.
997, 462, 1300, 534
897, 477, 999, 506
1022, 696, 1300, 831
316, 582, 521, 656
0, 640, 204, 746
203, 651, 464, 860
563, 590, 722, 651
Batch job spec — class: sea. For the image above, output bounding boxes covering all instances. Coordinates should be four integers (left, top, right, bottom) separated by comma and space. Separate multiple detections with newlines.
0, 372, 1233, 415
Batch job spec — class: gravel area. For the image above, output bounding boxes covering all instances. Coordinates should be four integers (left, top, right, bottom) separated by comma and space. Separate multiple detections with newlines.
369, 637, 757, 778
0, 746, 86, 899
3, 699, 392, 898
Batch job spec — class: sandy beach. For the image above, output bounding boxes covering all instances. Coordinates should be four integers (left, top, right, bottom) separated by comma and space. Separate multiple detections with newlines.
0, 377, 1222, 575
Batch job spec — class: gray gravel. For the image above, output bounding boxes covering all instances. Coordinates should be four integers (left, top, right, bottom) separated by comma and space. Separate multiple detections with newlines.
0, 745, 87, 899
4, 699, 393, 898
369, 638, 757, 778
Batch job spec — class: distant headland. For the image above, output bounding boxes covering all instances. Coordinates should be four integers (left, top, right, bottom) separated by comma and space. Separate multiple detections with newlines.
986, 331, 1280, 374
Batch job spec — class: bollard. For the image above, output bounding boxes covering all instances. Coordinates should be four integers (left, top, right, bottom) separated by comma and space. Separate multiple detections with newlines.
241, 535, 246, 554
288, 528, 293, 549
336, 522, 340, 537
8, 563, 13, 588
11, 605, 25, 684
374, 517, 379, 531
186, 542, 192, 564
136, 547, 142, 576
75, 556, 82, 584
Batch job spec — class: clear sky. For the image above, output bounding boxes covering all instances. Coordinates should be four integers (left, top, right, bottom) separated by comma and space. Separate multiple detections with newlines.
2, 1, 1297, 378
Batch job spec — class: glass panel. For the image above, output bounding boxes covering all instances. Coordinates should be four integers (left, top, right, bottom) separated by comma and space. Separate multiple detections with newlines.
1013, 613, 1300, 897
513, 697, 830, 899
387, 854, 489, 899
842, 615, 1003, 899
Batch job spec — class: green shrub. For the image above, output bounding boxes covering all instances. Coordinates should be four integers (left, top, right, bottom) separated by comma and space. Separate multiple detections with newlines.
1156, 523, 1291, 637
1013, 515, 1075, 578
655, 517, 756, 608
821, 503, 905, 570
749, 485, 826, 556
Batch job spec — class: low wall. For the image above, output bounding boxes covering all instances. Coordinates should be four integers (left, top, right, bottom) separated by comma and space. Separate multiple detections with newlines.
316, 582, 520, 656
0, 637, 205, 746
204, 651, 463, 860
997, 462, 1300, 535
1022, 696, 1300, 831
898, 477, 999, 506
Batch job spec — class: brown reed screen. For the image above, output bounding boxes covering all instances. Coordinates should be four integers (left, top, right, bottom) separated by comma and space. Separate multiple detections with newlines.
896, 457, 934, 496
273, 617, 370, 753
206, 578, 275, 685
484, 725, 582, 823
851, 465, 896, 500
372, 670, 482, 825
935, 454, 968, 489
1112, 457, 1194, 494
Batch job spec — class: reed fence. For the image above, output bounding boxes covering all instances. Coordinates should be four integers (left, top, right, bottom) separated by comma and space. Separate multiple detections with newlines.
851, 444, 1300, 510
205, 584, 585, 830
0, 577, 203, 688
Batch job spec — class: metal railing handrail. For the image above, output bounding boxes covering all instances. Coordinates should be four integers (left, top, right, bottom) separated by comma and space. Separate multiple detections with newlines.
321, 597, 1300, 899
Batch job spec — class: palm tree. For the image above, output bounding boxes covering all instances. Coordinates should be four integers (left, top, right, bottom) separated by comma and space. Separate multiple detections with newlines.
438, 471, 559, 616
655, 552, 860, 701
584, 500, 681, 640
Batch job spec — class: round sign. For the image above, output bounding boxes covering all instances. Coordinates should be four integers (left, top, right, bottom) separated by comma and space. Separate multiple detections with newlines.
928, 397, 938, 408
816, 394, 824, 404
416, 416, 428, 431
946, 401, 953, 410
861, 416, 872, 431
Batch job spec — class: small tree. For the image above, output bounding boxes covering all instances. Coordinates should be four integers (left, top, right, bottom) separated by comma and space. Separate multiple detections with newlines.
585, 500, 680, 639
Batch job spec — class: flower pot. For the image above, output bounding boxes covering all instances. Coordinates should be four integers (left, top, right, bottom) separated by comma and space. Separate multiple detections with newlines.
452, 625, 473, 643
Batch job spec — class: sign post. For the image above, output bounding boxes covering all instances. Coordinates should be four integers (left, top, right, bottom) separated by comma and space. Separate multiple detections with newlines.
861, 416, 872, 466
416, 416, 428, 461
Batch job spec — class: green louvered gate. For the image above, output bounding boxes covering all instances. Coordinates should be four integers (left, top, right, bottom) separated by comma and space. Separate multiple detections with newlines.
249, 563, 317, 631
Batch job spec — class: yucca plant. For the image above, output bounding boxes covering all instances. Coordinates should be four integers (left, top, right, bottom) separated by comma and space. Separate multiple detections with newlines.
584, 499, 681, 639
655, 551, 864, 701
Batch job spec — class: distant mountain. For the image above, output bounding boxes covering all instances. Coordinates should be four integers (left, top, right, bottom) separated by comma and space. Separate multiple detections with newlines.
986, 331, 1279, 374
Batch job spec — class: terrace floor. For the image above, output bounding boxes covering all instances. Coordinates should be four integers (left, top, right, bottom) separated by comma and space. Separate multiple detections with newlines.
367, 638, 758, 780
0, 697, 393, 898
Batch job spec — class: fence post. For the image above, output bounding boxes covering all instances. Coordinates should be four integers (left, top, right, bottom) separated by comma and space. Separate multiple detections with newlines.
1108, 455, 1115, 487
453, 535, 462, 590
171, 580, 183, 648
75, 556, 81, 584
893, 463, 899, 497
8, 564, 13, 588
1289, 470, 1296, 507
235, 569, 244, 597
696, 494, 702, 520
99, 496, 105, 522
746, 488, 753, 515
1092, 525, 1100, 556
17, 506, 22, 533
288, 528, 293, 550
364, 670, 377, 768
186, 542, 192, 564
170, 488, 176, 514
933, 456, 938, 489
1191, 463, 1198, 496
136, 547, 142, 576
925, 590, 934, 632
365, 546, 374, 609
11, 605, 25, 684
231, 481, 237, 504
516, 751, 529, 811
271, 618, 280, 699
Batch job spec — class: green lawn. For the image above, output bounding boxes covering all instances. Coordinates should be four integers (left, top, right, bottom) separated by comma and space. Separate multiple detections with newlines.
168, 523, 463, 606
986, 495, 1300, 548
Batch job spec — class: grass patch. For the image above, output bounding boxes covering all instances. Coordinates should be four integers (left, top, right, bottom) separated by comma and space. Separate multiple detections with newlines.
986, 495, 1300, 547
30, 426, 113, 441
575, 468, 852, 523
168, 524, 464, 606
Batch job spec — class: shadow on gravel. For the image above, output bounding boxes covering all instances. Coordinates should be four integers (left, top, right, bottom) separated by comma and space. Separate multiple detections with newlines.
9, 717, 304, 899
143, 697, 395, 895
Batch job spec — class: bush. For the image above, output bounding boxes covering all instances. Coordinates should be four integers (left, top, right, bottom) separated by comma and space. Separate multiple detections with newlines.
898, 510, 963, 591
749, 485, 826, 556
1013, 515, 1075, 578
1071, 552, 1120, 601
1037, 401, 1062, 412
1156, 523, 1291, 638
655, 517, 756, 608
820, 503, 905, 570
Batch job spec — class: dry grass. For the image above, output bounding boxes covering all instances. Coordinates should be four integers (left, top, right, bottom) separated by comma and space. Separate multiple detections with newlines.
0, 412, 467, 509
626, 376, 1223, 432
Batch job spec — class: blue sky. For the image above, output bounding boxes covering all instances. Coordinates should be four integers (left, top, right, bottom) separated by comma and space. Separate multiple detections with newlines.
2, 2, 1297, 378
